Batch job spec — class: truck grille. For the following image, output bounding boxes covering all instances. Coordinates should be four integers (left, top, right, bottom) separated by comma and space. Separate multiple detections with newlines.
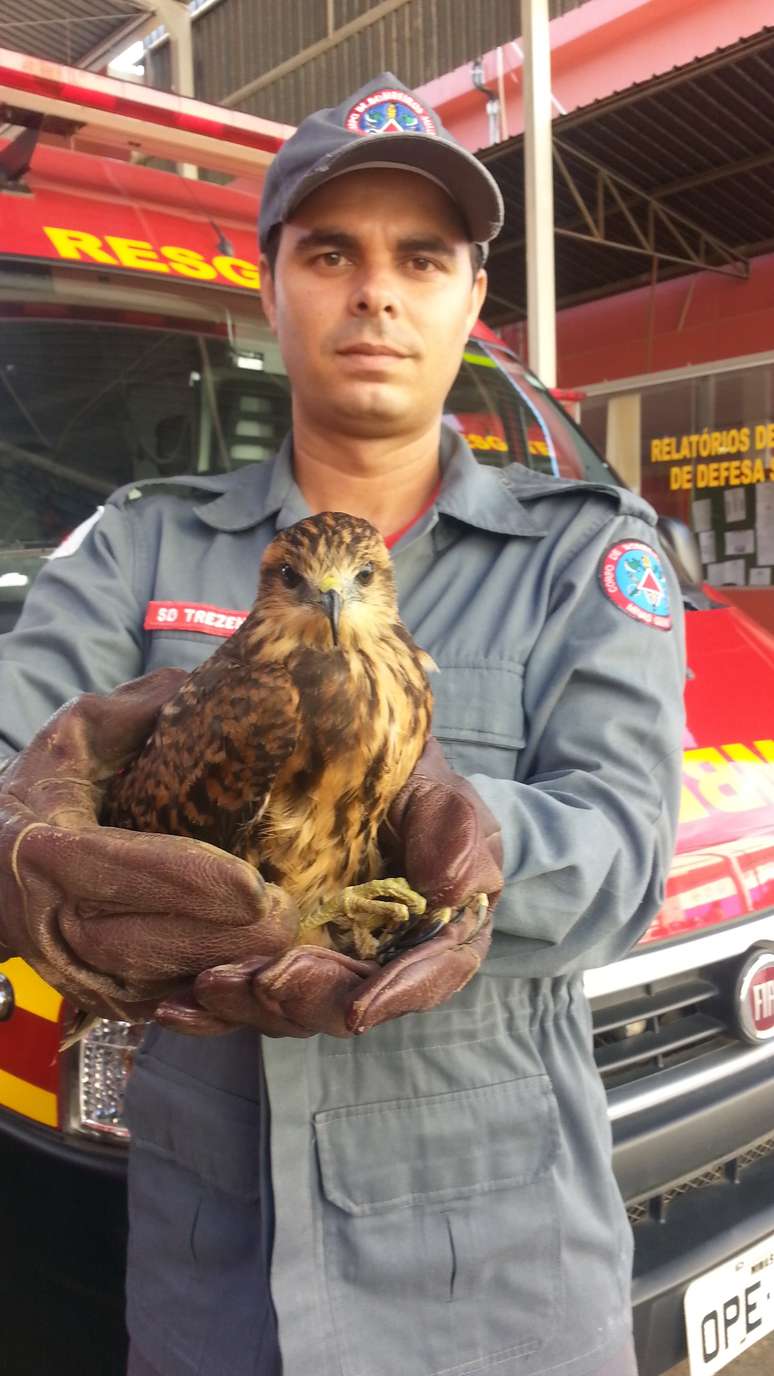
626, 1134, 774, 1225
592, 972, 732, 1090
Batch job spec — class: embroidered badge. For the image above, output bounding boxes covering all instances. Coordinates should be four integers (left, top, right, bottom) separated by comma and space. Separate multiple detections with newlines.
144, 601, 249, 638
599, 541, 672, 631
345, 88, 437, 137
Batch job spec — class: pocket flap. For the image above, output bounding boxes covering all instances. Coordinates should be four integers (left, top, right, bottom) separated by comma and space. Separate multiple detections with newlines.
431, 664, 525, 749
315, 1075, 558, 1216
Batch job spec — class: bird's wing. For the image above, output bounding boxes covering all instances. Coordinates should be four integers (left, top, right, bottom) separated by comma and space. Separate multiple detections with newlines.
104, 655, 300, 855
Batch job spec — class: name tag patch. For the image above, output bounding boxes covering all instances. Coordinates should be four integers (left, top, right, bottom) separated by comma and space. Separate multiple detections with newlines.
599, 541, 672, 631
144, 601, 249, 637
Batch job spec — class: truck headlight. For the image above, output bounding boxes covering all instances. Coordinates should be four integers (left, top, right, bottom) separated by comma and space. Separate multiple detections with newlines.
74, 1018, 145, 1140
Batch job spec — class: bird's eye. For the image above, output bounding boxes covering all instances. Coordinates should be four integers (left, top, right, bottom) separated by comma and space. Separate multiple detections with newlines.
279, 563, 301, 589
356, 563, 375, 586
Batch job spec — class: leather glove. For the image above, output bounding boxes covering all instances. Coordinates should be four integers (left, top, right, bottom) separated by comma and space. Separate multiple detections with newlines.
381, 736, 504, 910
155, 736, 502, 1039
155, 897, 492, 1038
0, 670, 299, 1023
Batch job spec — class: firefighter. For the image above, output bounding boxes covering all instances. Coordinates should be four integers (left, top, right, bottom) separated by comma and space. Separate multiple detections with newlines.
0, 75, 683, 1376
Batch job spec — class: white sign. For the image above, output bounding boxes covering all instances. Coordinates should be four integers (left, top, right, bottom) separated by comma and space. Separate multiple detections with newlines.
698, 530, 716, 563
756, 485, 774, 564
724, 528, 755, 556
724, 487, 747, 523
685, 1231, 774, 1376
692, 497, 712, 532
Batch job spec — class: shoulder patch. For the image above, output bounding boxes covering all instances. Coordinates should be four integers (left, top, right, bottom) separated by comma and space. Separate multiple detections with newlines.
600, 540, 672, 631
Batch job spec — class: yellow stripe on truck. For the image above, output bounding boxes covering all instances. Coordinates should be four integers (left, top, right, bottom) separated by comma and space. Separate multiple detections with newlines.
0, 1066, 57, 1127
0, 958, 63, 1022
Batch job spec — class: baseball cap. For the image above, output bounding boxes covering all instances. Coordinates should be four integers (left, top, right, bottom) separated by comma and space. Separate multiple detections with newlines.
258, 72, 504, 259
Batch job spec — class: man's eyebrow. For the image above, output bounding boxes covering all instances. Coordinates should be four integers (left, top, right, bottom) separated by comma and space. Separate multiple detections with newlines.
291, 228, 461, 259
395, 234, 458, 259
292, 228, 360, 255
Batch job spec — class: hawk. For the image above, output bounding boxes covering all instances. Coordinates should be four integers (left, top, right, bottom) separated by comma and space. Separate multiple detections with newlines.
103, 512, 440, 959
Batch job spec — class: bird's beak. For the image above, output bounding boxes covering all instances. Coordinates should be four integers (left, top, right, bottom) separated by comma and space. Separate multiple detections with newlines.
321, 588, 342, 645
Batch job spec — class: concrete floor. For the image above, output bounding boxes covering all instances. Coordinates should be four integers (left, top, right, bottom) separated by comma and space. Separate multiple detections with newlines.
665, 1329, 774, 1376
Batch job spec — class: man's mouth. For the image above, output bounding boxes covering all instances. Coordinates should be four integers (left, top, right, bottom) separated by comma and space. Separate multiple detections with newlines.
336, 342, 409, 358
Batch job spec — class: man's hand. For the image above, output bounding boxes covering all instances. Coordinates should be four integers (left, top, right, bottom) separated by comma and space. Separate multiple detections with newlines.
155, 896, 491, 1038
382, 736, 503, 910
0, 671, 299, 1022
154, 737, 501, 1038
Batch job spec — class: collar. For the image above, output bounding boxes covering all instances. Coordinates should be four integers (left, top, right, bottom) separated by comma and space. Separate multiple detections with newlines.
434, 426, 546, 538
191, 426, 556, 539
192, 434, 308, 532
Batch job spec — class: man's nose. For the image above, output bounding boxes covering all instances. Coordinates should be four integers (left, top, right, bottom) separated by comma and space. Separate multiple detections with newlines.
349, 268, 399, 317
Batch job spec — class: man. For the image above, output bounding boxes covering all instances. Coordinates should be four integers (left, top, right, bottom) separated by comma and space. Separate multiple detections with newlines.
0, 75, 684, 1376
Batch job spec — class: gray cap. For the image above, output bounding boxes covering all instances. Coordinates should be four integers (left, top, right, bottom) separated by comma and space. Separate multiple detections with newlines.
258, 72, 504, 258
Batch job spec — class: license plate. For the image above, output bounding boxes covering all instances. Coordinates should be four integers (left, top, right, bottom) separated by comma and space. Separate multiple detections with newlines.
684, 1232, 774, 1375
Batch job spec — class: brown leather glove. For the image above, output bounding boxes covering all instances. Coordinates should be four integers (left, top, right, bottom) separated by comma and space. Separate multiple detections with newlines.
154, 736, 502, 1039
381, 736, 504, 910
155, 897, 491, 1038
0, 670, 299, 1022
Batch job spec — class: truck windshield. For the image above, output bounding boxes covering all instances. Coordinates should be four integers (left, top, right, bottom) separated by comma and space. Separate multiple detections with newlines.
0, 266, 617, 553
447, 339, 620, 486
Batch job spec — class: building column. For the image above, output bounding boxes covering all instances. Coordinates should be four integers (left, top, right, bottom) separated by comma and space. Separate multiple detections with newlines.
605, 392, 642, 491
155, 0, 197, 178
521, 0, 557, 388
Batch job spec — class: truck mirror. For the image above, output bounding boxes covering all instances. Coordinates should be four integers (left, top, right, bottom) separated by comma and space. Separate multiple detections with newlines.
657, 515, 703, 590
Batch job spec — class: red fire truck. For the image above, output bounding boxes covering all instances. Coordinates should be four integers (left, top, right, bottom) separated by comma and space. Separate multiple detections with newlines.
1, 47, 773, 1376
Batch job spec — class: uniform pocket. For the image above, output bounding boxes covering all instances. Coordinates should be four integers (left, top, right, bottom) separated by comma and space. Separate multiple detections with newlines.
431, 663, 525, 778
315, 1074, 561, 1376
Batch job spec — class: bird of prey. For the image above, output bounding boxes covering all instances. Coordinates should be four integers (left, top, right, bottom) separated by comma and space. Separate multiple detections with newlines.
103, 512, 440, 959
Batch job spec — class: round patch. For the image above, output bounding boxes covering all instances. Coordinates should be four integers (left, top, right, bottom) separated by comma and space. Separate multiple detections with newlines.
599, 540, 672, 630
345, 88, 437, 137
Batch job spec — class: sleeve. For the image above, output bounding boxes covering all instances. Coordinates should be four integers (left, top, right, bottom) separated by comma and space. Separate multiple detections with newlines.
0, 502, 145, 759
470, 509, 686, 977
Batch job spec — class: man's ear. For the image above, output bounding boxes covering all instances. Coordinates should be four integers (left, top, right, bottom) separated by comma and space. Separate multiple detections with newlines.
260, 257, 277, 331
465, 269, 488, 335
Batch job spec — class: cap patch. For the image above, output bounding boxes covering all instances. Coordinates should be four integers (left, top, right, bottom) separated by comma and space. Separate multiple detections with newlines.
600, 540, 672, 630
345, 88, 437, 138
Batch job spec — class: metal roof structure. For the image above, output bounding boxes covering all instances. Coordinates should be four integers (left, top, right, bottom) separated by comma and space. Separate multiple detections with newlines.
145, 0, 592, 126
480, 27, 774, 327
0, 1, 594, 83
0, 0, 155, 69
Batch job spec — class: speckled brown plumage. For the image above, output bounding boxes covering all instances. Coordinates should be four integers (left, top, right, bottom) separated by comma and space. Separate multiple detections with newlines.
103, 512, 435, 954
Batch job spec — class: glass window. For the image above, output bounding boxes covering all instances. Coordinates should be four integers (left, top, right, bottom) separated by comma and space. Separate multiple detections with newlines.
0, 267, 291, 550
0, 266, 621, 561
635, 366, 774, 587
445, 340, 621, 486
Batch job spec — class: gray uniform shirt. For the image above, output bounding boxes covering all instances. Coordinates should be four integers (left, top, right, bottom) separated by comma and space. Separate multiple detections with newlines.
0, 429, 685, 1376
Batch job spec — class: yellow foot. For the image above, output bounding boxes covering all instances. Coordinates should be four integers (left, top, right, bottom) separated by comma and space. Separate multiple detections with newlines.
298, 878, 427, 960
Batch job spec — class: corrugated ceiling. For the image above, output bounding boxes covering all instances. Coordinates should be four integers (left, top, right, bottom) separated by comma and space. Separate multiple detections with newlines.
481, 27, 774, 324
145, 0, 593, 123
0, 0, 151, 67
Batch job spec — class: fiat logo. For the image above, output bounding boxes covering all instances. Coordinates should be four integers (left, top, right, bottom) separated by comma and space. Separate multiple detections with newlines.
734, 945, 774, 1044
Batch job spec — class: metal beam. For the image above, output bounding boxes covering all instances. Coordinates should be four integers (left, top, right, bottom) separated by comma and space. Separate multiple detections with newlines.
222, 0, 412, 109
552, 141, 748, 278
490, 140, 748, 281
74, 6, 160, 74
521, 0, 557, 387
